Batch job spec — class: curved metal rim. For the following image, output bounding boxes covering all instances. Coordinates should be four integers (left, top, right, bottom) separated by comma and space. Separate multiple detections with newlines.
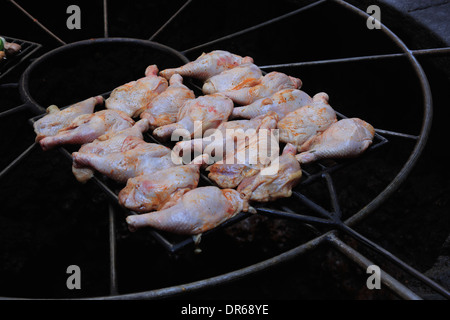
5, 1, 433, 300
18, 37, 190, 113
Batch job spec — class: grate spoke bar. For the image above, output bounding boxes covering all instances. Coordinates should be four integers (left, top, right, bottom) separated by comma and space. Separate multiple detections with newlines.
0, 104, 30, 119
259, 47, 450, 69
0, 142, 37, 180
108, 204, 118, 295
8, 0, 66, 46
327, 233, 422, 300
181, 0, 327, 54
338, 223, 450, 299
149, 0, 193, 41
103, 0, 109, 38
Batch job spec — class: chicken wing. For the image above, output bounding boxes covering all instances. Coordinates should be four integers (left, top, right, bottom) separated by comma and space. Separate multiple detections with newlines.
277, 92, 337, 151
125, 186, 248, 235
39, 109, 134, 151
140, 74, 195, 129
202, 63, 262, 95
296, 118, 375, 164
231, 88, 312, 119
159, 50, 254, 81
105, 65, 168, 118
71, 119, 151, 183
33, 96, 103, 142
72, 136, 176, 183
220, 71, 302, 105
152, 93, 234, 141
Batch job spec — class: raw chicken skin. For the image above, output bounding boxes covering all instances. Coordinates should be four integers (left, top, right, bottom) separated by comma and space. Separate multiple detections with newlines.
39, 109, 135, 151
105, 65, 168, 118
159, 50, 254, 81
220, 71, 302, 105
296, 118, 375, 164
152, 93, 234, 140
140, 74, 195, 129
34, 96, 103, 142
277, 92, 337, 151
118, 163, 202, 213
72, 119, 150, 183
231, 89, 312, 119
126, 186, 247, 235
202, 63, 262, 95
172, 111, 279, 165
72, 136, 176, 183
207, 121, 280, 189
237, 143, 302, 207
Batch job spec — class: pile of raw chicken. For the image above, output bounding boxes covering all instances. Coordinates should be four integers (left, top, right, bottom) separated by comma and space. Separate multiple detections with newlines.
33, 50, 375, 237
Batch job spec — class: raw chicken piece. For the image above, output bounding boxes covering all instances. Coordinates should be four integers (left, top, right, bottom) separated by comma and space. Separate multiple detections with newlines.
237, 143, 302, 207
202, 63, 262, 94
33, 96, 103, 142
118, 162, 203, 213
39, 109, 134, 151
140, 74, 195, 129
278, 92, 337, 151
126, 186, 248, 235
231, 89, 312, 119
105, 65, 168, 118
159, 50, 254, 81
152, 93, 234, 141
173, 111, 279, 165
220, 71, 302, 105
72, 119, 151, 183
207, 123, 280, 189
72, 136, 177, 183
296, 118, 375, 164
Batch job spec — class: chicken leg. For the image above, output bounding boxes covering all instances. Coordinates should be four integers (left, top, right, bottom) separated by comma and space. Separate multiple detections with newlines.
296, 118, 375, 164
33, 96, 103, 142
140, 74, 195, 129
126, 186, 248, 235
39, 109, 135, 151
231, 89, 312, 119
152, 93, 234, 141
159, 50, 254, 81
220, 71, 302, 105
71, 119, 151, 183
277, 92, 337, 151
105, 65, 168, 118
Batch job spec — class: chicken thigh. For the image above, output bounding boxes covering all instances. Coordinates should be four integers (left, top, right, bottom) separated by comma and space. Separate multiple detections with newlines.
152, 93, 234, 141
220, 71, 302, 105
118, 162, 202, 213
33, 96, 103, 142
296, 118, 375, 164
202, 63, 262, 95
72, 137, 176, 183
126, 186, 248, 235
237, 143, 302, 206
105, 65, 168, 118
159, 50, 254, 81
140, 74, 195, 129
71, 119, 151, 183
231, 89, 312, 119
277, 92, 337, 151
39, 109, 134, 151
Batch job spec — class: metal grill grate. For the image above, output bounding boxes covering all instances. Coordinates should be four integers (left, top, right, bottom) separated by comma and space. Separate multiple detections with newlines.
0, 0, 449, 300
0, 36, 41, 81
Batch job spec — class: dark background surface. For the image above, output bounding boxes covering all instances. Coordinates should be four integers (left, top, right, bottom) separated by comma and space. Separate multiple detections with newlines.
0, 0, 448, 300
